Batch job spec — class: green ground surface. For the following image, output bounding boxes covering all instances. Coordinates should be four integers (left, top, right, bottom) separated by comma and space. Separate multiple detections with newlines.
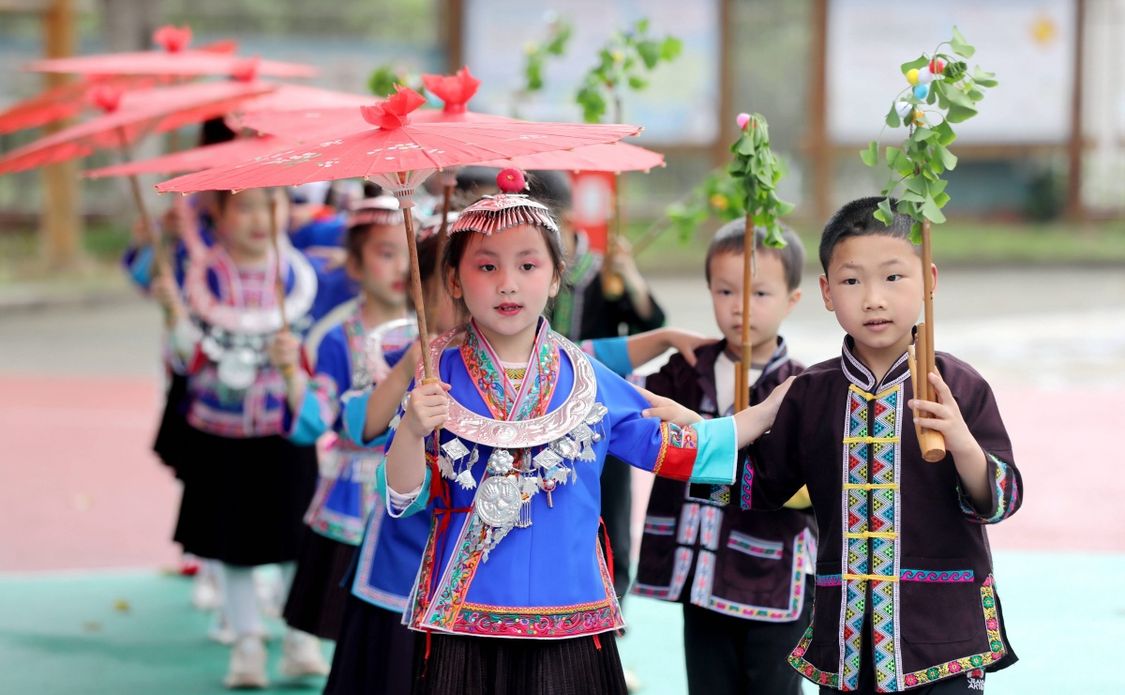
1, 550, 1121, 694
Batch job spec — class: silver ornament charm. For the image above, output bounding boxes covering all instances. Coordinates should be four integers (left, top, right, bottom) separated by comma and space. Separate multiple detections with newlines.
487, 448, 515, 475
217, 347, 258, 391
476, 476, 522, 528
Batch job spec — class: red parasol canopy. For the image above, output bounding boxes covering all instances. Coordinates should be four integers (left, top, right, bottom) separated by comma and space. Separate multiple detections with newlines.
84, 135, 283, 179
0, 75, 159, 135
0, 80, 275, 175
476, 141, 664, 174
25, 25, 316, 78
155, 87, 640, 195
224, 84, 376, 131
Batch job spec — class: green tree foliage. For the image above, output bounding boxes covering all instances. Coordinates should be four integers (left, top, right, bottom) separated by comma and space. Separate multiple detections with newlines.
575, 18, 682, 123
729, 113, 793, 247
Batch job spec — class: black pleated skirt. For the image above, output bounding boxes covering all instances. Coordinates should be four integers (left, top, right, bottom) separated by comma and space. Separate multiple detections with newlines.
172, 428, 317, 567
282, 529, 354, 640
413, 631, 628, 695
152, 372, 191, 478
324, 593, 416, 695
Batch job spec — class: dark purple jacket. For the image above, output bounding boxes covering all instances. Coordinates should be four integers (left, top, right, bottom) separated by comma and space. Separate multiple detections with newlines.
742, 339, 1022, 692
633, 338, 815, 623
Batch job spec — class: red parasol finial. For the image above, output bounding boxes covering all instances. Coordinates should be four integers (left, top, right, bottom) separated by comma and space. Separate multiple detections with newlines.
421, 66, 481, 116
359, 86, 426, 130
88, 84, 124, 113
230, 57, 260, 83
496, 168, 527, 193
153, 25, 192, 53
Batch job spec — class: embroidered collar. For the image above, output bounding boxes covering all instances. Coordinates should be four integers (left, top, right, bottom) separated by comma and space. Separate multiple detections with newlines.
461, 317, 560, 422
840, 336, 911, 392
695, 337, 790, 414
186, 245, 317, 335
345, 303, 416, 389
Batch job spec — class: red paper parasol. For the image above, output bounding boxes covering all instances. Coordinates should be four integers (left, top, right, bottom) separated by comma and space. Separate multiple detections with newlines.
0, 75, 158, 135
84, 135, 283, 179
25, 25, 316, 78
157, 86, 640, 378
0, 80, 274, 175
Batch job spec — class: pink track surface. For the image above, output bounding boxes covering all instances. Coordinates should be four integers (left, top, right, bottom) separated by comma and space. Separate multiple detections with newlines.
1, 375, 1121, 573
0, 375, 181, 572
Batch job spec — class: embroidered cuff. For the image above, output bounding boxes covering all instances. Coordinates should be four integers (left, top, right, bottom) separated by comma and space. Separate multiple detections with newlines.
342, 388, 389, 449
287, 384, 330, 446
957, 453, 1020, 524
125, 245, 154, 290
583, 336, 633, 378
376, 457, 430, 519
689, 417, 738, 485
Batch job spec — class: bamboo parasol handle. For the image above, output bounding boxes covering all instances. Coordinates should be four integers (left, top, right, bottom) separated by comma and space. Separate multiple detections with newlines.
118, 128, 174, 329
268, 195, 296, 382
401, 203, 434, 382
601, 173, 626, 299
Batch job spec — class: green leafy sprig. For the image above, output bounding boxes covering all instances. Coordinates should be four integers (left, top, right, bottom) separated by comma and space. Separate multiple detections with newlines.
665, 169, 746, 242
730, 113, 793, 247
575, 18, 682, 123
861, 27, 997, 240
522, 17, 572, 94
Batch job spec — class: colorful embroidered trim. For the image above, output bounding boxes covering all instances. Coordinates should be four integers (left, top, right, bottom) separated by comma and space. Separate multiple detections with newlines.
726, 530, 784, 560
959, 454, 1020, 524
696, 529, 810, 622
902, 575, 1006, 688
677, 503, 701, 545
632, 546, 692, 601
642, 516, 676, 536
447, 600, 618, 638
699, 506, 722, 551
815, 574, 842, 587
900, 568, 975, 583
788, 625, 841, 689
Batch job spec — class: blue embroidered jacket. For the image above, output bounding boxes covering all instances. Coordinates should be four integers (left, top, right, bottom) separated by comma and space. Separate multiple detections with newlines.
381, 325, 740, 640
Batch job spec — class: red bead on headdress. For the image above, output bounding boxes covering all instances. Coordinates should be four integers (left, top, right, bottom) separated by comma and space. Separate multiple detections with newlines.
447, 169, 558, 237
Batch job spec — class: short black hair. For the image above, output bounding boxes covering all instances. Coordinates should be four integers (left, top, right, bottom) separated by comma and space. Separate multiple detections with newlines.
705, 219, 805, 291
819, 196, 914, 274
525, 170, 572, 213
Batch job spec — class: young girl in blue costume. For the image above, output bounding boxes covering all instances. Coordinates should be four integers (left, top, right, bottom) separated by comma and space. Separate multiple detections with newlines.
268, 194, 413, 642
323, 203, 711, 694
151, 186, 331, 689
383, 171, 791, 694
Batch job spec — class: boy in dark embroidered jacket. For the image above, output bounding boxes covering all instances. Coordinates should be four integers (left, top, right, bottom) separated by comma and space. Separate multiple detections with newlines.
741, 198, 1022, 694
634, 221, 815, 695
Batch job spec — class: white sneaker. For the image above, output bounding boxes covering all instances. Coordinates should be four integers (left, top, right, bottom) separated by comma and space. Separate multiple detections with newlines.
279, 629, 330, 679
624, 666, 643, 692
224, 636, 268, 689
208, 611, 236, 646
192, 571, 221, 611
254, 568, 284, 618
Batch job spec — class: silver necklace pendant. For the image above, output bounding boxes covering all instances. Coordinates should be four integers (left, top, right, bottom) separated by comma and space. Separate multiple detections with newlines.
486, 448, 515, 475
475, 476, 522, 528
217, 347, 258, 391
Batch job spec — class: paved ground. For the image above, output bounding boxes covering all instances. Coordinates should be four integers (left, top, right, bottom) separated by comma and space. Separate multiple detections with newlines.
1, 266, 1123, 693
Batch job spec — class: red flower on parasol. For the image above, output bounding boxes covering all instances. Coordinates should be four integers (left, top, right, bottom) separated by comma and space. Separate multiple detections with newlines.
421, 66, 482, 116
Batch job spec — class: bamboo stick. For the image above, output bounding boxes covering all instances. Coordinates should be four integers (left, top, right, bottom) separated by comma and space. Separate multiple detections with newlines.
736, 213, 755, 412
